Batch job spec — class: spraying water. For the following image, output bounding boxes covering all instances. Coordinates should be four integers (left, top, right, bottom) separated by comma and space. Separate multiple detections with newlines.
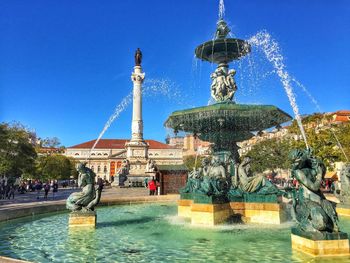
87, 92, 133, 160
86, 79, 185, 160
218, 0, 225, 20
291, 78, 349, 161
248, 31, 309, 149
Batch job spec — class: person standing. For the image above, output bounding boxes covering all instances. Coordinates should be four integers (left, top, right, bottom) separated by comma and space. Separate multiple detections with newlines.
52, 180, 58, 199
148, 178, 156, 195
97, 176, 104, 191
8, 184, 15, 199
44, 182, 50, 200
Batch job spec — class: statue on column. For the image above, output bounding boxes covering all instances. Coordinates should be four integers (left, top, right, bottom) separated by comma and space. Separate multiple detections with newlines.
135, 48, 142, 66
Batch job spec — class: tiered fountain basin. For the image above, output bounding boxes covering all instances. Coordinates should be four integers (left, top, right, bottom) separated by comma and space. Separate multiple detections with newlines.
195, 38, 250, 64
2, 203, 350, 262
165, 103, 292, 149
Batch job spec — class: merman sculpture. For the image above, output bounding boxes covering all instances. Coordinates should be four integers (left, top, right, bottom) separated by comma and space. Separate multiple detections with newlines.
289, 149, 340, 236
66, 163, 102, 212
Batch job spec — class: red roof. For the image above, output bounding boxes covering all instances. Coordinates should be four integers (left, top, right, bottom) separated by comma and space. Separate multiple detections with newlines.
69, 139, 176, 149
333, 110, 350, 122
334, 110, 350, 115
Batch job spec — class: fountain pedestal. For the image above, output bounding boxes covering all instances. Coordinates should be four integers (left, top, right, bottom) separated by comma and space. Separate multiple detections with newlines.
229, 194, 286, 224
291, 228, 350, 256
337, 204, 350, 217
69, 211, 96, 227
178, 194, 232, 226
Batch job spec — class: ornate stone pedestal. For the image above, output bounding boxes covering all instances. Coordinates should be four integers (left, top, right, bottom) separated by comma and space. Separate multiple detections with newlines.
291, 228, 350, 256
178, 193, 232, 226
178, 199, 193, 218
230, 202, 285, 224
69, 211, 96, 227
337, 204, 350, 217
229, 193, 285, 224
191, 203, 232, 226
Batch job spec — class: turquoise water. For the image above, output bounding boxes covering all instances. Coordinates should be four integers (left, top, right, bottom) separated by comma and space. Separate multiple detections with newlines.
1, 203, 350, 263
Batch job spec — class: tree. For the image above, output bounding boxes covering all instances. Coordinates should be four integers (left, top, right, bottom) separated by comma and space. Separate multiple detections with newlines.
244, 138, 292, 173
41, 137, 61, 148
0, 123, 37, 182
36, 155, 77, 181
183, 155, 209, 171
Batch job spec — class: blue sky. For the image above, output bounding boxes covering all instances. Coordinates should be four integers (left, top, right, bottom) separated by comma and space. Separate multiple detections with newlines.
1, 0, 349, 147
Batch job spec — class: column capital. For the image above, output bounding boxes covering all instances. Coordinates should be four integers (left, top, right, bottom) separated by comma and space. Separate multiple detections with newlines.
131, 66, 145, 84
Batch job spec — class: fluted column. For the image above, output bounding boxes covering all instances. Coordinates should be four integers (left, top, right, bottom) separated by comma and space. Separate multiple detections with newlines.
130, 65, 145, 141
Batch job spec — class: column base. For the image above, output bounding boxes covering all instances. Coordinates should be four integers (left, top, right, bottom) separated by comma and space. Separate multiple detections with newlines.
69, 211, 96, 227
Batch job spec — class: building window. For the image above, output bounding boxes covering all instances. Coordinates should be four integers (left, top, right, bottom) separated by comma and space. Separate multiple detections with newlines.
75, 153, 79, 156
149, 153, 153, 156
155, 153, 159, 156
98, 153, 102, 156
91, 153, 95, 156
91, 166, 94, 172
97, 166, 101, 172
104, 153, 108, 156
169, 153, 174, 156
104, 166, 107, 172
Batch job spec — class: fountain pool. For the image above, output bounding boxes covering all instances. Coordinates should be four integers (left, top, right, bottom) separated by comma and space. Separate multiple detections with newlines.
1, 203, 350, 262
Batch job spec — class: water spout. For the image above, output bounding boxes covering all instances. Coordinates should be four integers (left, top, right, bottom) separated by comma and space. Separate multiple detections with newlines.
248, 31, 309, 149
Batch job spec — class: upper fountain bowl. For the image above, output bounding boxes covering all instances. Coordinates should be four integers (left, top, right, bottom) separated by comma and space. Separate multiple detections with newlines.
195, 38, 251, 64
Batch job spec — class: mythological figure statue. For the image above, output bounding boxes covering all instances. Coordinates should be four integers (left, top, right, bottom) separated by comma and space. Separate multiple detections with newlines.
146, 159, 158, 172
180, 157, 228, 196
118, 159, 130, 186
215, 19, 230, 39
229, 156, 279, 197
289, 149, 339, 235
66, 163, 102, 212
210, 67, 237, 102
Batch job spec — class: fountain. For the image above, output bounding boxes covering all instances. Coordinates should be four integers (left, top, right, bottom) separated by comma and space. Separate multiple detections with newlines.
165, 18, 292, 225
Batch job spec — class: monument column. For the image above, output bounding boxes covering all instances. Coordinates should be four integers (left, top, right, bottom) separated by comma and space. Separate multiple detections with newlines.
126, 48, 148, 160
130, 55, 145, 141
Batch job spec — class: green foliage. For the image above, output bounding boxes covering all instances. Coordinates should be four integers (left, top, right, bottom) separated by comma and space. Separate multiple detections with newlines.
184, 155, 209, 171
244, 138, 292, 173
36, 155, 77, 180
41, 137, 61, 148
0, 123, 37, 181
246, 117, 350, 172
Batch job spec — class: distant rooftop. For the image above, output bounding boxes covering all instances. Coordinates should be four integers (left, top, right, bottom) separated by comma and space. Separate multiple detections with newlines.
68, 139, 176, 149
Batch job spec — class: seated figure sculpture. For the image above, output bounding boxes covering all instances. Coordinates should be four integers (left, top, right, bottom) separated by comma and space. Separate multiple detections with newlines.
66, 162, 102, 212
289, 149, 339, 235
229, 156, 280, 198
180, 157, 228, 196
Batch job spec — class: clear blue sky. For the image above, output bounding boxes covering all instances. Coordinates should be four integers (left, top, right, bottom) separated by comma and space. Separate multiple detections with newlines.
1, 0, 349, 147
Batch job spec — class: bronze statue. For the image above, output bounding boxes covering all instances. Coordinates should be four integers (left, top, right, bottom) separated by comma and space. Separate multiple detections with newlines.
289, 149, 339, 236
66, 163, 102, 212
135, 48, 142, 66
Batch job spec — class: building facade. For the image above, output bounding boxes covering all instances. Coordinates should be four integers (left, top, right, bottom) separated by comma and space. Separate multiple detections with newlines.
65, 139, 183, 182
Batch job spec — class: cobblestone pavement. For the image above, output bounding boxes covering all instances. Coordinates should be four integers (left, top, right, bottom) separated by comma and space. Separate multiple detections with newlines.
0, 187, 150, 208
